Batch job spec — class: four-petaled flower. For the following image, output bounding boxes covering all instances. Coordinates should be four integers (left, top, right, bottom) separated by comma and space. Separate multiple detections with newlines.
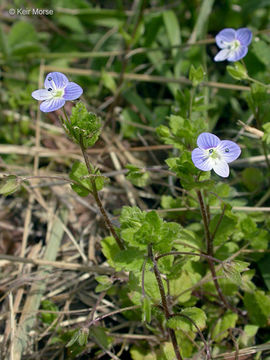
192, 132, 241, 177
214, 28, 252, 62
32, 72, 83, 112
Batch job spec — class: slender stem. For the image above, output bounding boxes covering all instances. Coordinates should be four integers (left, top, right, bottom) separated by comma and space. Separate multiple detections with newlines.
148, 245, 183, 360
247, 76, 270, 88
196, 190, 233, 311
169, 313, 212, 360
203, 189, 210, 225
211, 204, 226, 241
141, 258, 147, 298
62, 107, 71, 125
79, 136, 125, 250
155, 251, 223, 264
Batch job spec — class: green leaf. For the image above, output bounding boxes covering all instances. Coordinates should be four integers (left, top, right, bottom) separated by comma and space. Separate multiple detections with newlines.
244, 290, 270, 326
157, 342, 181, 360
113, 248, 145, 271
69, 161, 107, 197
163, 10, 181, 57
263, 122, 270, 144
126, 164, 150, 187
212, 311, 238, 342
142, 297, 152, 323
78, 328, 89, 346
161, 195, 182, 217
0, 175, 20, 196
215, 242, 239, 261
239, 324, 259, 347
101, 236, 119, 268
170, 271, 193, 303
249, 229, 268, 250
156, 222, 182, 253
227, 62, 248, 80
41, 300, 58, 325
67, 102, 101, 148
95, 275, 112, 286
11, 42, 43, 56
242, 168, 264, 191
101, 69, 117, 94
144, 14, 162, 47
240, 217, 257, 235
210, 214, 237, 245
258, 254, 270, 290
119, 206, 145, 229
89, 327, 111, 349
0, 24, 10, 57
57, 14, 84, 33
252, 40, 270, 66
189, 0, 214, 41
8, 21, 38, 48
132, 211, 162, 246
120, 108, 142, 138
174, 229, 201, 252
144, 271, 167, 303
95, 275, 112, 292
167, 307, 206, 332
123, 89, 153, 122
66, 330, 80, 347
131, 346, 156, 360
189, 65, 205, 86
222, 261, 249, 286
156, 125, 171, 139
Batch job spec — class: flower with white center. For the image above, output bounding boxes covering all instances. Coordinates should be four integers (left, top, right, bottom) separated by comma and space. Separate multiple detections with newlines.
214, 28, 252, 62
32, 72, 83, 112
191, 132, 241, 178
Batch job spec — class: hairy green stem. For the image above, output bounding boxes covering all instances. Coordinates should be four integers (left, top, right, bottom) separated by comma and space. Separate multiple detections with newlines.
148, 245, 183, 360
79, 138, 125, 250
196, 190, 232, 311
247, 76, 270, 89
60, 107, 125, 250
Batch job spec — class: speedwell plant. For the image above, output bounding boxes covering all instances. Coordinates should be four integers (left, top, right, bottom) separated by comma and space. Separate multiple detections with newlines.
26, 25, 270, 358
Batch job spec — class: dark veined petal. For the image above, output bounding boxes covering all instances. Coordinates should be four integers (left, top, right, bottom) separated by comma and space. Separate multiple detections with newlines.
214, 48, 231, 62
227, 46, 248, 62
40, 98, 65, 112
217, 140, 241, 163
44, 72, 69, 90
63, 82, 83, 100
236, 28, 252, 46
192, 148, 213, 171
32, 89, 52, 100
215, 28, 236, 49
212, 160, 229, 178
197, 132, 220, 150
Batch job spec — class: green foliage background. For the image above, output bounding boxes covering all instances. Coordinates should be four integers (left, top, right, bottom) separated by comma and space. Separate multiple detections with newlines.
1, 0, 270, 359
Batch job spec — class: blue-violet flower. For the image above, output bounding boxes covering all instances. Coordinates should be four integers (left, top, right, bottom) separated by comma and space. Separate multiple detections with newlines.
192, 132, 241, 177
32, 72, 83, 112
214, 28, 252, 62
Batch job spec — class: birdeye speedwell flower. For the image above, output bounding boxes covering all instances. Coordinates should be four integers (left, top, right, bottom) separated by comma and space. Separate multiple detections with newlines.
214, 28, 252, 62
192, 132, 241, 178
32, 72, 83, 112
